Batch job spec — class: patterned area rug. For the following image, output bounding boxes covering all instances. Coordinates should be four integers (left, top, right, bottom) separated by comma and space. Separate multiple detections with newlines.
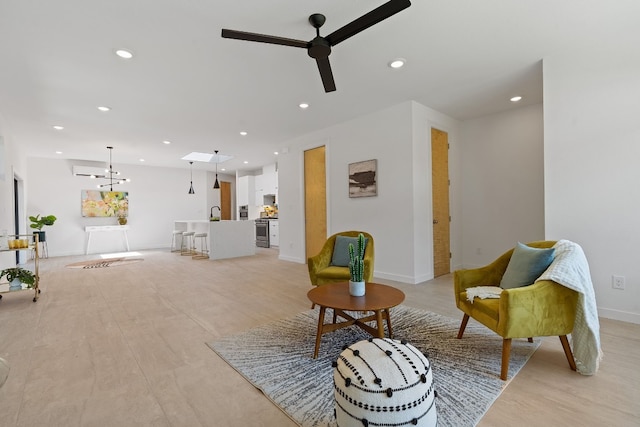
207, 305, 540, 427
65, 258, 144, 269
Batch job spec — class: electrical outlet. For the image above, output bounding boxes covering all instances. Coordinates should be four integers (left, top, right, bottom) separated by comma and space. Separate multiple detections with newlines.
612, 275, 625, 290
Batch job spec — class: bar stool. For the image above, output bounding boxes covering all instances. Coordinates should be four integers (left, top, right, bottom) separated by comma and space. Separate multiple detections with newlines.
180, 231, 196, 256
170, 230, 183, 252
192, 232, 209, 260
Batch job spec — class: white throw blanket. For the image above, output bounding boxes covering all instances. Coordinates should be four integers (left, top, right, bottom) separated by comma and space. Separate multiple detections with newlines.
466, 286, 502, 303
536, 240, 603, 375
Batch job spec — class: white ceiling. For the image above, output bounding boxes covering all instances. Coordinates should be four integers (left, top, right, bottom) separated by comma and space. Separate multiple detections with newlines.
0, 0, 637, 173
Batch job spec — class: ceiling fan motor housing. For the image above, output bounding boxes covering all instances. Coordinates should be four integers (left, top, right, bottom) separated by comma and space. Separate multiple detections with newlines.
308, 37, 331, 59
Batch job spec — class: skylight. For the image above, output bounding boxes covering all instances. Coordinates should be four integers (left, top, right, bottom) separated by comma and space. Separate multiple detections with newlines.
181, 152, 234, 163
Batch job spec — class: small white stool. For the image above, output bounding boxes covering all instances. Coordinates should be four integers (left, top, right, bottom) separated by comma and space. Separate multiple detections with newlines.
170, 230, 183, 252
180, 231, 196, 256
192, 232, 209, 260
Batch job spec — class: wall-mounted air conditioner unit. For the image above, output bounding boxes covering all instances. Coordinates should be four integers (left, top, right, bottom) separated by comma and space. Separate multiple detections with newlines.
73, 165, 107, 177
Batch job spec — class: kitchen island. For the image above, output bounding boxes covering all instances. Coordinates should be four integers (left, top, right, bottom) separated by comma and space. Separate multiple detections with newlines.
174, 220, 255, 260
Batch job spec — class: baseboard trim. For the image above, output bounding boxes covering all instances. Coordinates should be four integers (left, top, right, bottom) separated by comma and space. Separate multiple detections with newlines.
598, 307, 640, 325
374, 271, 430, 285
278, 254, 305, 264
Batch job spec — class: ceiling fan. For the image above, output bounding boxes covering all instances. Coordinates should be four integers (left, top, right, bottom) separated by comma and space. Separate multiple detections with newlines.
221, 0, 411, 93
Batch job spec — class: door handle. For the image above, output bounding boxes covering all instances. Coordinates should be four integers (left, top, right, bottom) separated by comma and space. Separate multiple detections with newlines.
433, 219, 438, 224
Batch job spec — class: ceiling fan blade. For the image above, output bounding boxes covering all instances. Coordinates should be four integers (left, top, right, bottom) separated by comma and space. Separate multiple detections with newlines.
315, 57, 336, 92
325, 0, 411, 46
221, 29, 308, 48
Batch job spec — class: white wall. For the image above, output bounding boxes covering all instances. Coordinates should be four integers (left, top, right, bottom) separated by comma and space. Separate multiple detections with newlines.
460, 104, 545, 268
0, 123, 30, 268
26, 157, 212, 256
544, 53, 640, 323
277, 101, 460, 284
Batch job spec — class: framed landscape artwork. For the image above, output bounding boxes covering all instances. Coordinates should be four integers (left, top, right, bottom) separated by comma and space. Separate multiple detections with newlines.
349, 159, 377, 198
81, 190, 129, 217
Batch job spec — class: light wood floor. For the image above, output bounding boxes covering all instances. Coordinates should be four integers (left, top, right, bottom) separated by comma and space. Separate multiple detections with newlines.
0, 248, 638, 426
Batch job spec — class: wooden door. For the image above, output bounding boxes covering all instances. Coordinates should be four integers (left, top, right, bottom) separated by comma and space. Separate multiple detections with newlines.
431, 128, 450, 277
220, 181, 231, 220
304, 146, 327, 260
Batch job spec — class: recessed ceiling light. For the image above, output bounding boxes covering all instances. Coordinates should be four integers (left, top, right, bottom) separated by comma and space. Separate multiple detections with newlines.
55, 151, 63, 154
240, 131, 248, 136
97, 106, 111, 112
162, 140, 171, 145
139, 159, 145, 162
243, 161, 249, 164
52, 125, 64, 130
299, 103, 309, 109
221, 168, 226, 171
510, 96, 523, 102
115, 49, 134, 59
389, 58, 406, 69
274, 151, 279, 155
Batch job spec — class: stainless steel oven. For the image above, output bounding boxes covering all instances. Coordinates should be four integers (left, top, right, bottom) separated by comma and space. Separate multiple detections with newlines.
255, 219, 269, 247
239, 205, 248, 220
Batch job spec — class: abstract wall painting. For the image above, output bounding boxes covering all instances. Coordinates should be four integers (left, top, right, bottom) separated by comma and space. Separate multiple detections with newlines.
349, 159, 377, 198
81, 190, 129, 217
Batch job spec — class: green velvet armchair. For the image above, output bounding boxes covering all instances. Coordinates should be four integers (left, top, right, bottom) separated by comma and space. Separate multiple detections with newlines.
454, 241, 579, 380
307, 231, 374, 287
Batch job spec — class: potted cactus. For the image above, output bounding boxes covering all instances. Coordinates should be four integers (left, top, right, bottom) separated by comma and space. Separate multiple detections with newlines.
348, 233, 366, 296
0, 267, 36, 291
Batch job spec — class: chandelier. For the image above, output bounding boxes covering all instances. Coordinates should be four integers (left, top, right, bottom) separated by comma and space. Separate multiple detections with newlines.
94, 146, 131, 191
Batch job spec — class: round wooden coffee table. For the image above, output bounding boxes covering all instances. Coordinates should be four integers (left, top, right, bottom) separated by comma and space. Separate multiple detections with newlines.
307, 282, 405, 358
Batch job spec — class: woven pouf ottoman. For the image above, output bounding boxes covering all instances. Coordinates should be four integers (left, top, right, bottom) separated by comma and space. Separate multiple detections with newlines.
333, 338, 437, 427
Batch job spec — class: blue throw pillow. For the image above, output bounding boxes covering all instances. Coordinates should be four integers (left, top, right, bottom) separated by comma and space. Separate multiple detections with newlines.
330, 235, 368, 267
500, 242, 555, 289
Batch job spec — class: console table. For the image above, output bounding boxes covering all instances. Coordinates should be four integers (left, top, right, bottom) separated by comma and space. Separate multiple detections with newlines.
85, 225, 130, 254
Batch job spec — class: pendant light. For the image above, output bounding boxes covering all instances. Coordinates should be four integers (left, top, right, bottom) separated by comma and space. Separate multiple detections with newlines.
97, 146, 130, 191
188, 161, 195, 194
213, 150, 220, 189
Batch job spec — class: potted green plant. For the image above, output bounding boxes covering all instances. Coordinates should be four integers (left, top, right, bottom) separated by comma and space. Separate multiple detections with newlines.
0, 267, 36, 291
29, 214, 57, 243
348, 233, 366, 296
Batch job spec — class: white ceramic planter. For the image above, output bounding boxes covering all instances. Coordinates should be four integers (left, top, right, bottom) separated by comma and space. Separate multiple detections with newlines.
9, 278, 23, 291
349, 280, 366, 297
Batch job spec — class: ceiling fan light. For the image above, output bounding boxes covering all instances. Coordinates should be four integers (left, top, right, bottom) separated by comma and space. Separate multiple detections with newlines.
510, 96, 523, 102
